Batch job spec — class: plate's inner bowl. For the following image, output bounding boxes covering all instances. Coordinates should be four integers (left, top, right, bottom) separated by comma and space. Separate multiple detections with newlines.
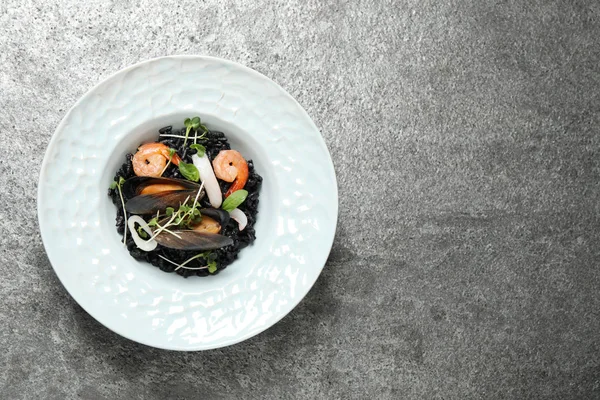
100, 113, 277, 290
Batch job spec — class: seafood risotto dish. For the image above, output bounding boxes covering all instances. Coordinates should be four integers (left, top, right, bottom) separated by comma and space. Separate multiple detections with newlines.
108, 117, 262, 277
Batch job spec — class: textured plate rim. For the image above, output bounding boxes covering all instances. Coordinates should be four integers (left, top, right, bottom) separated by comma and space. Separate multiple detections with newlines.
37, 55, 338, 350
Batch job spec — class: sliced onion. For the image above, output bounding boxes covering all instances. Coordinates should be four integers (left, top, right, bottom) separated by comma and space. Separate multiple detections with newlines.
229, 208, 247, 231
192, 153, 222, 208
127, 215, 157, 252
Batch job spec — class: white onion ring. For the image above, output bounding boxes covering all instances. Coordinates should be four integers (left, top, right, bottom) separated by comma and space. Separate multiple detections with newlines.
127, 215, 157, 252
192, 153, 222, 208
229, 208, 247, 231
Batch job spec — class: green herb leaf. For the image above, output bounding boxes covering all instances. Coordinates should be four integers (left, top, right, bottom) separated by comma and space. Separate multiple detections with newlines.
178, 161, 200, 182
137, 226, 148, 239
199, 124, 208, 132
222, 190, 249, 211
190, 215, 201, 225
184, 118, 191, 127
166, 207, 174, 216
109, 180, 118, 189
168, 148, 176, 157
189, 144, 205, 157
207, 260, 217, 273
118, 176, 126, 186
191, 116, 201, 129
147, 217, 158, 227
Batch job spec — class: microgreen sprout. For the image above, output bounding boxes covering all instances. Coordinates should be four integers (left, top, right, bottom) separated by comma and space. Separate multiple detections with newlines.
158, 132, 207, 140
172, 116, 209, 146
189, 143, 206, 157
183, 116, 201, 147
110, 176, 128, 245
159, 148, 177, 176
157, 250, 217, 272
207, 259, 217, 273
147, 203, 184, 242
137, 225, 148, 239
144, 183, 204, 242
193, 118, 208, 145
191, 181, 204, 210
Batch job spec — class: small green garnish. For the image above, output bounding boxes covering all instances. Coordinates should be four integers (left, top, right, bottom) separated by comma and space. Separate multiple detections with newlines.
222, 190, 248, 212
207, 260, 217, 273
157, 249, 219, 272
203, 251, 218, 273
159, 148, 177, 176
137, 226, 148, 239
183, 116, 202, 146
110, 177, 128, 245
184, 116, 209, 145
150, 194, 204, 232
189, 143, 206, 156
178, 161, 200, 182
184, 118, 192, 146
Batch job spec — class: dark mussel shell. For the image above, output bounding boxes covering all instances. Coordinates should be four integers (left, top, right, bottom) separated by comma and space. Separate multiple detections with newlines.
122, 176, 201, 200
123, 177, 204, 214
200, 208, 231, 227
126, 190, 200, 214
154, 230, 233, 251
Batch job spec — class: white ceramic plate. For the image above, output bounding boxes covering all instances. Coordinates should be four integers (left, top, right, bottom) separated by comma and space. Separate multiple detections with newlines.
38, 55, 337, 350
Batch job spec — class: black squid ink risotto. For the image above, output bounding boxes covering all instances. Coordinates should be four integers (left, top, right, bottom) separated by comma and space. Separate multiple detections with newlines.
108, 117, 262, 277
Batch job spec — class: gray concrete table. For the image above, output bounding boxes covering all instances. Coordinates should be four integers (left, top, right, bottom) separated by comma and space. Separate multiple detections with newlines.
1, 1, 599, 398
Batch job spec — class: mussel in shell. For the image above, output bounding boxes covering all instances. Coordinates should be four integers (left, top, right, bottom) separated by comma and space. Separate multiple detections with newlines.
158, 208, 230, 236
187, 209, 231, 234
123, 177, 205, 214
199, 208, 231, 227
122, 176, 200, 198
191, 216, 221, 234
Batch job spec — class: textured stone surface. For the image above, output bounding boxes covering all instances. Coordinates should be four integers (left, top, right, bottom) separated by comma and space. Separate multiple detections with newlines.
1, 0, 599, 398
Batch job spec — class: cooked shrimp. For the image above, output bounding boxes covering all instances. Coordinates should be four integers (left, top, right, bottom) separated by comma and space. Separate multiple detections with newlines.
212, 150, 249, 197
132, 143, 181, 177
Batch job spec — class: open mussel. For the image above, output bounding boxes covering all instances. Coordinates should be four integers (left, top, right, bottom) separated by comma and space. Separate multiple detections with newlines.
123, 177, 205, 214
184, 209, 231, 234
123, 176, 200, 198
199, 208, 230, 227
